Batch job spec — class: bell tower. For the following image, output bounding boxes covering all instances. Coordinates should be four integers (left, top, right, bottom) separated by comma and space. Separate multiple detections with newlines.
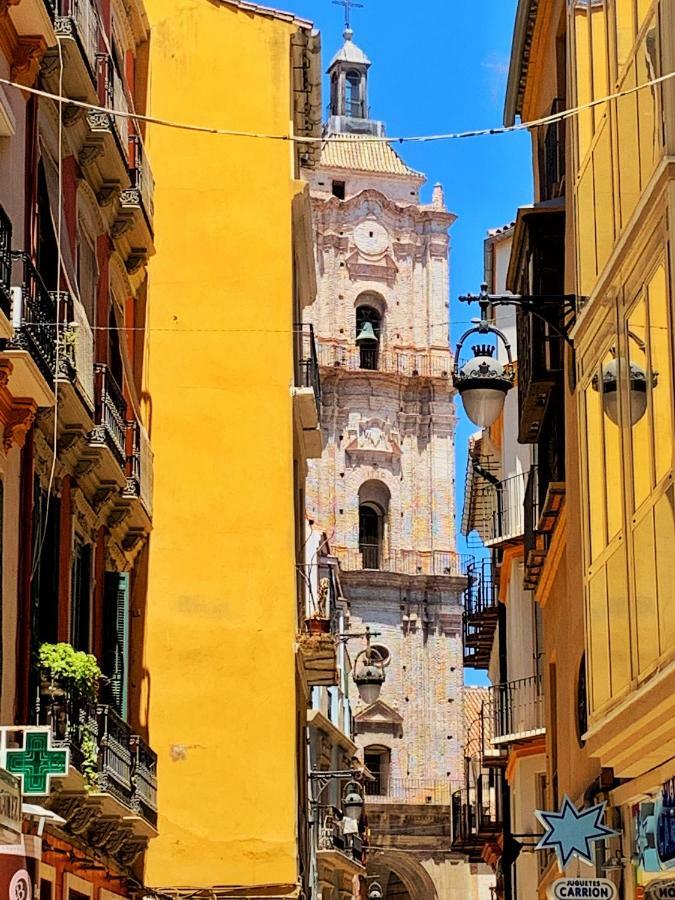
326, 25, 384, 136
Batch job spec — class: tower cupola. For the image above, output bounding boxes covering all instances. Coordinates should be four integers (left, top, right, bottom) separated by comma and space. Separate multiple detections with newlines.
326, 24, 384, 136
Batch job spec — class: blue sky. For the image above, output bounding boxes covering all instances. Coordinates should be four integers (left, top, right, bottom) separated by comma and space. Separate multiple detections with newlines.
291, 0, 533, 684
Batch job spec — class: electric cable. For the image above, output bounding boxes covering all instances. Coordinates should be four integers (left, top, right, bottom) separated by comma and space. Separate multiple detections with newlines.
0, 66, 671, 145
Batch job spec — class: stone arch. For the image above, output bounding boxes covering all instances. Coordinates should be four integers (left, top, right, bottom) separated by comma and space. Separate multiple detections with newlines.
368, 852, 439, 900
355, 289, 387, 317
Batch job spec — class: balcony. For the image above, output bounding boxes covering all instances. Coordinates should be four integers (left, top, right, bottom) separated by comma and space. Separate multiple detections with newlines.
46, 0, 99, 106
87, 364, 128, 489
507, 205, 567, 443
4, 252, 57, 406
488, 675, 545, 745
317, 342, 451, 379
0, 206, 12, 334
523, 459, 565, 591
475, 471, 527, 548
123, 418, 153, 531
316, 808, 365, 874
539, 99, 566, 202
451, 775, 503, 862
113, 135, 155, 256
33, 684, 158, 843
81, 55, 131, 203
335, 546, 471, 578
293, 323, 322, 460
463, 559, 499, 669
365, 778, 451, 806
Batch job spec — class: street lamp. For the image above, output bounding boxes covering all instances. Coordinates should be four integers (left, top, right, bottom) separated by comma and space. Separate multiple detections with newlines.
368, 882, 384, 899
454, 283, 578, 428
342, 779, 365, 820
592, 336, 656, 426
352, 628, 386, 704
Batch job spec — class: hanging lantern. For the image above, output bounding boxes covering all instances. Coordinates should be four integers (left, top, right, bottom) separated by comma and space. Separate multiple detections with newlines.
368, 882, 384, 899
342, 780, 365, 820
593, 357, 652, 426
454, 344, 514, 428
353, 643, 386, 704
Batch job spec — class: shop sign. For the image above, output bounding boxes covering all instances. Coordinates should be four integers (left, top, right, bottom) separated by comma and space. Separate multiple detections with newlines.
535, 796, 619, 869
644, 879, 675, 900
0, 728, 69, 797
0, 770, 21, 839
551, 878, 618, 900
633, 777, 675, 873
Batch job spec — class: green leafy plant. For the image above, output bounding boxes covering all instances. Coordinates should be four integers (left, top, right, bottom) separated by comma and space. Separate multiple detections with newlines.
79, 728, 100, 792
38, 643, 103, 701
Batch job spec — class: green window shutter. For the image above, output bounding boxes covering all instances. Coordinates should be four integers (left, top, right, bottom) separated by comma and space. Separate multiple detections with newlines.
103, 571, 130, 719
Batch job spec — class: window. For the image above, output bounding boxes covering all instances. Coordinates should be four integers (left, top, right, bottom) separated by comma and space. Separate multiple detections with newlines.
577, 655, 588, 746
108, 303, 124, 390
355, 304, 381, 370
359, 505, 382, 569
364, 746, 390, 796
71, 542, 92, 652
103, 571, 130, 718
77, 227, 98, 326
346, 70, 363, 117
332, 180, 345, 200
37, 162, 59, 290
358, 481, 390, 570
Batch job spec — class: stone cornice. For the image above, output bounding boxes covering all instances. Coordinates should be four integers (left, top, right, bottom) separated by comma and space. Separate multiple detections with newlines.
312, 187, 456, 228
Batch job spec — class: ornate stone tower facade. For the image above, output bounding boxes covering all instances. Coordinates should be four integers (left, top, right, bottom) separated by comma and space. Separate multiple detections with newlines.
303, 25, 476, 900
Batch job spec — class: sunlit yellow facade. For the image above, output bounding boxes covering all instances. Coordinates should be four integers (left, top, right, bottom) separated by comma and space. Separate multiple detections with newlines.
140, 1, 321, 895
569, 0, 675, 779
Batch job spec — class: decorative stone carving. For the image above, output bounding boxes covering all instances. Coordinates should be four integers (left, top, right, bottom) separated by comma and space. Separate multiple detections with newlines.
79, 140, 104, 167
63, 103, 87, 128
117, 836, 148, 867
97, 183, 119, 207
125, 251, 146, 275
12, 36, 48, 88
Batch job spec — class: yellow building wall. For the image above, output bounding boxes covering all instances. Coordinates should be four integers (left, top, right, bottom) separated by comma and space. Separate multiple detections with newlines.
141, 1, 301, 890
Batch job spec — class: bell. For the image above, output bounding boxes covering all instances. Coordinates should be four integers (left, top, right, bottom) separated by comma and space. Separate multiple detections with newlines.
356, 321, 378, 344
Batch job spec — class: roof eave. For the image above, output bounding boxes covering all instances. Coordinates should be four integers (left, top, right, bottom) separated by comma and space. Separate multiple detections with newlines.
503, 0, 537, 127
218, 0, 313, 29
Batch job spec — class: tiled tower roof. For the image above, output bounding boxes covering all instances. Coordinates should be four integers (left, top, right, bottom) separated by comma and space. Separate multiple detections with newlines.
320, 134, 423, 178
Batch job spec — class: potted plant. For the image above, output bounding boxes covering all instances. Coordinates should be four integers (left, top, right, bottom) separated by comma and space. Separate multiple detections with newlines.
306, 578, 331, 635
38, 643, 103, 702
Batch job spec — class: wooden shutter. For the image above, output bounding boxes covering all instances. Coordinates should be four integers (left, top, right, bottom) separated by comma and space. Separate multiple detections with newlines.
103, 571, 130, 719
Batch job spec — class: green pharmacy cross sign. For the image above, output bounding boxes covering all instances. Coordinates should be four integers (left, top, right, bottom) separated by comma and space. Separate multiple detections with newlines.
3, 729, 69, 796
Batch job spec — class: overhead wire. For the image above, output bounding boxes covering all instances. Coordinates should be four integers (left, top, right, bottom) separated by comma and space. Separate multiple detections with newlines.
0, 66, 672, 145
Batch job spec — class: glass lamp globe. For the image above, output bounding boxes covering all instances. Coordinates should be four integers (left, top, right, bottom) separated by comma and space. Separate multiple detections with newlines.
368, 883, 384, 900
354, 662, 385, 704
454, 345, 513, 428
342, 781, 365, 820
598, 358, 649, 426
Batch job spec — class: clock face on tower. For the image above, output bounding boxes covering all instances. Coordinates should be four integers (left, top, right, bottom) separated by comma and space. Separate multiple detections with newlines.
353, 220, 389, 257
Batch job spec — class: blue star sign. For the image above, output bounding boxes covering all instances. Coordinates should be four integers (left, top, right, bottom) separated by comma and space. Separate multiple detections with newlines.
535, 796, 619, 870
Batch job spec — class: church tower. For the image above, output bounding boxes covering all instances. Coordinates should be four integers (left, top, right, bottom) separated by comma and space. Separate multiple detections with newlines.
303, 19, 475, 900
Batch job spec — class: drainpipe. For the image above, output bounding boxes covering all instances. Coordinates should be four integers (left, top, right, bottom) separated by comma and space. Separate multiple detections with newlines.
498, 583, 514, 900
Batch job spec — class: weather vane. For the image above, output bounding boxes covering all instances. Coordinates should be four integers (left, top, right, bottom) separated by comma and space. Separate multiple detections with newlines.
333, 0, 364, 31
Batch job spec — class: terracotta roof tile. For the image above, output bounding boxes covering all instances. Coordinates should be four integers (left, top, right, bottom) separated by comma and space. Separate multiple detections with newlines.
218, 0, 313, 28
320, 134, 423, 178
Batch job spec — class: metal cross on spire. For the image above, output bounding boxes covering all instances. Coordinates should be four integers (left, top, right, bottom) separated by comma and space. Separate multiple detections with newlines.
333, 0, 364, 32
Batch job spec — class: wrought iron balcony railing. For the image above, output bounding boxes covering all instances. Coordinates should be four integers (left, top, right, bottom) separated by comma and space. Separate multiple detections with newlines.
451, 774, 503, 849
317, 342, 451, 379
476, 470, 527, 546
55, 0, 99, 79
364, 777, 451, 805
124, 418, 153, 516
126, 134, 155, 229
463, 558, 499, 669
0, 205, 11, 320
296, 323, 321, 408
317, 808, 364, 864
97, 703, 133, 804
9, 252, 59, 384
488, 674, 545, 745
130, 734, 158, 828
90, 364, 127, 467
36, 679, 157, 826
335, 546, 472, 577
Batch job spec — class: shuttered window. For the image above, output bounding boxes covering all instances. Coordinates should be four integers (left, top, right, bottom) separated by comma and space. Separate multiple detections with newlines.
103, 571, 130, 719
